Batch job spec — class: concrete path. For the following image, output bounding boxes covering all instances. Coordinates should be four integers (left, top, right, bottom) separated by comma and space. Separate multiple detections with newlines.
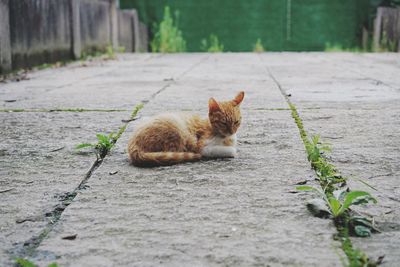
0, 53, 399, 266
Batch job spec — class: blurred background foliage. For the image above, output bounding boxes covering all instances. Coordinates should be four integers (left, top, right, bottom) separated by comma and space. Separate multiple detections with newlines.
120, 0, 399, 52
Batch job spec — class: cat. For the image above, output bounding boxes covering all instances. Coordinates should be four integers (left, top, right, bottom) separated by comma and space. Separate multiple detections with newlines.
127, 91, 244, 167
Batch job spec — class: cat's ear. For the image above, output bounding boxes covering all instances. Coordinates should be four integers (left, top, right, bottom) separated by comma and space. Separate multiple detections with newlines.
209, 97, 221, 112
232, 91, 245, 106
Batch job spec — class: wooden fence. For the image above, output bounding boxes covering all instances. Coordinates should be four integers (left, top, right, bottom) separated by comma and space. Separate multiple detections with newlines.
0, 0, 148, 74
373, 7, 400, 52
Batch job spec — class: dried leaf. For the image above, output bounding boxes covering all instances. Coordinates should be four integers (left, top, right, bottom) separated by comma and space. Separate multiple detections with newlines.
62, 234, 77, 240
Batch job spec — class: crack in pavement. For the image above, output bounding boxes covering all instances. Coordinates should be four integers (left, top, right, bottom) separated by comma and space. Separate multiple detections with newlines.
257, 54, 379, 266
320, 56, 400, 91
0, 108, 128, 113
12, 54, 210, 260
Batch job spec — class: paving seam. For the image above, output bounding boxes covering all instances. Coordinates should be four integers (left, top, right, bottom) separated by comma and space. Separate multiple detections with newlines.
0, 109, 128, 113
1, 54, 155, 94
12, 54, 210, 260
320, 55, 399, 91
257, 54, 378, 266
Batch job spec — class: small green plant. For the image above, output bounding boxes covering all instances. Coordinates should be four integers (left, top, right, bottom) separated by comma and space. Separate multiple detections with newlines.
325, 42, 364, 52
200, 34, 224, 52
15, 258, 58, 267
379, 30, 397, 52
305, 135, 331, 163
151, 6, 186, 53
329, 190, 377, 218
76, 133, 116, 159
297, 186, 376, 218
289, 103, 380, 264
76, 103, 144, 159
105, 45, 116, 59
253, 38, 265, 52
304, 134, 343, 188
130, 102, 144, 120
117, 46, 126, 53
79, 45, 117, 62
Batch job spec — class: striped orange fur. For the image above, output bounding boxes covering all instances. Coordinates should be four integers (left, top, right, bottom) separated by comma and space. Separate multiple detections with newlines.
128, 91, 244, 167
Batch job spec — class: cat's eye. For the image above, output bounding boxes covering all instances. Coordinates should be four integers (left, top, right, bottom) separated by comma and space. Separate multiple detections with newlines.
234, 120, 240, 125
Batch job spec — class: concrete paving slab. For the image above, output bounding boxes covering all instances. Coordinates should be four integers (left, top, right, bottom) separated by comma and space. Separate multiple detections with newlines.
0, 111, 127, 266
0, 54, 207, 109
298, 105, 400, 266
36, 109, 341, 267
3, 52, 398, 266
261, 52, 400, 266
259, 53, 400, 108
0, 53, 208, 265
33, 54, 341, 266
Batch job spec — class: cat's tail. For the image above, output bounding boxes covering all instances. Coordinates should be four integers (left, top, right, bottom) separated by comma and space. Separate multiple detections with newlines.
128, 148, 201, 167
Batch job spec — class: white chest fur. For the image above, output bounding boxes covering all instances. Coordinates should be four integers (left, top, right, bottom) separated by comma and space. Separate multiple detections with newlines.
201, 134, 237, 158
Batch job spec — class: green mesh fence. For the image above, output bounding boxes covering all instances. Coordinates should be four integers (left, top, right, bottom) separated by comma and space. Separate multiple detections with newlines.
120, 0, 371, 51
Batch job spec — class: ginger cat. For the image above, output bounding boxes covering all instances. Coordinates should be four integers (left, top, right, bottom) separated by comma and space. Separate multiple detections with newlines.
128, 91, 244, 167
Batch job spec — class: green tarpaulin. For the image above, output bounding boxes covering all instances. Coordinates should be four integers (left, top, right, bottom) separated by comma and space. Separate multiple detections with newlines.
120, 0, 372, 51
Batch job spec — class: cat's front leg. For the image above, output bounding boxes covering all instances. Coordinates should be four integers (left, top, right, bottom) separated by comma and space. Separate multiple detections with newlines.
201, 145, 236, 158
223, 135, 237, 146
200, 134, 238, 158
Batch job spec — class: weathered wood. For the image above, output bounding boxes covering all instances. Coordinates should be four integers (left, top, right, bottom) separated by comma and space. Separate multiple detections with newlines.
118, 10, 135, 52
71, 0, 81, 59
397, 8, 400, 52
0, 0, 11, 73
362, 26, 368, 51
373, 8, 383, 51
110, 0, 119, 50
138, 22, 149, 52
132, 10, 141, 53
1, 0, 148, 72
373, 7, 400, 52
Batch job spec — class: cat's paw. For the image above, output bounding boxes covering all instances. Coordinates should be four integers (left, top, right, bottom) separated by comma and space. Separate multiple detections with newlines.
201, 145, 236, 158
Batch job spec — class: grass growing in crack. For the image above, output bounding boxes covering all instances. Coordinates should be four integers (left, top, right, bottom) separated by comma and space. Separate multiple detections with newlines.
80, 44, 123, 61
130, 102, 144, 120
253, 38, 265, 52
200, 34, 224, 52
76, 133, 116, 159
297, 186, 376, 219
151, 6, 186, 53
325, 43, 365, 53
289, 103, 381, 266
15, 258, 58, 267
0, 108, 127, 113
76, 103, 144, 159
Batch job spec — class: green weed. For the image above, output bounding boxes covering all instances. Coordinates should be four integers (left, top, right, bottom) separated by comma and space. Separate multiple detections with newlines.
297, 186, 376, 218
15, 258, 58, 267
253, 38, 265, 52
288, 102, 380, 265
200, 34, 224, 52
117, 46, 126, 53
325, 42, 365, 52
76, 133, 116, 159
304, 134, 344, 190
80, 44, 117, 61
130, 102, 144, 120
106, 45, 116, 59
151, 6, 187, 53
379, 30, 397, 52
76, 103, 144, 159
35, 61, 68, 71
337, 228, 372, 267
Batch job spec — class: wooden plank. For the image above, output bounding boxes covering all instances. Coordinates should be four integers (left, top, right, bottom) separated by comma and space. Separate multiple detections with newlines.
373, 7, 383, 51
